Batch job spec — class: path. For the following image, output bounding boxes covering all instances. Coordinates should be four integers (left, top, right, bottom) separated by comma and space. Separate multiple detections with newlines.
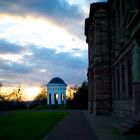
43, 110, 98, 140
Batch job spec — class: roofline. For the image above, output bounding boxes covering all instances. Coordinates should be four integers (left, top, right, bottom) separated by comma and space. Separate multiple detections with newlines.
47, 77, 67, 85
89, 2, 108, 22
47, 83, 67, 86
84, 2, 108, 38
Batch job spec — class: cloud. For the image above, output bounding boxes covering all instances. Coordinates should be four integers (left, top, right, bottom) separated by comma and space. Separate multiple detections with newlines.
0, 0, 84, 29
93, 0, 107, 2
0, 14, 87, 53
0, 59, 33, 74
0, 43, 87, 85
23, 46, 88, 85
0, 39, 22, 54
0, 0, 83, 19
0, 0, 90, 86
29, 46, 87, 69
0, 0, 86, 40
0, 59, 33, 85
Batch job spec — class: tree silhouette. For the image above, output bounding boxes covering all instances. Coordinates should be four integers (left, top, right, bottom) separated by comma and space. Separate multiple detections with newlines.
0, 83, 4, 101
30, 85, 47, 108
68, 81, 88, 110
0, 85, 26, 110
6, 86, 23, 102
34, 85, 47, 101
67, 85, 78, 100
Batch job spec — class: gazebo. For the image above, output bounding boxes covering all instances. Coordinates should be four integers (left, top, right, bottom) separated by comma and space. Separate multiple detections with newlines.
47, 77, 67, 105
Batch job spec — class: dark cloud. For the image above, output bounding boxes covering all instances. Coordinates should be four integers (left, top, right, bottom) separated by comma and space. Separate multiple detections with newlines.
0, 59, 33, 85
0, 40, 22, 54
0, 0, 89, 85
25, 46, 87, 84
0, 0, 83, 20
29, 46, 87, 69
0, 0, 85, 39
0, 60, 33, 74
0, 44, 87, 85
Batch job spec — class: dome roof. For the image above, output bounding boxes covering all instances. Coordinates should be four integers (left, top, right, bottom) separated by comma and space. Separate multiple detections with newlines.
48, 77, 66, 85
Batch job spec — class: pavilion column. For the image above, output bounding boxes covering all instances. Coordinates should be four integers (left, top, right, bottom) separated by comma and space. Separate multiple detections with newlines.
63, 89, 67, 104
51, 93, 55, 105
61, 90, 63, 104
58, 90, 62, 104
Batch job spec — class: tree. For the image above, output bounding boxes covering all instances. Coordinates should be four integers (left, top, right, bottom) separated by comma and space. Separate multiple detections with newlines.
0, 85, 26, 110
31, 85, 47, 107
0, 94, 5, 101
34, 86, 47, 101
68, 81, 88, 110
0, 83, 4, 101
67, 85, 78, 100
6, 86, 23, 102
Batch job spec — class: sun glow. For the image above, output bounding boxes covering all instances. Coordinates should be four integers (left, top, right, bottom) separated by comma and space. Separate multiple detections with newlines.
23, 87, 41, 100
0, 13, 86, 53
0, 86, 41, 101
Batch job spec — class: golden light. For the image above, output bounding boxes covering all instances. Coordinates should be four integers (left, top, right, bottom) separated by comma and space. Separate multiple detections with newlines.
0, 86, 42, 101
56, 94, 58, 99
66, 87, 77, 100
0, 13, 86, 53
23, 87, 41, 100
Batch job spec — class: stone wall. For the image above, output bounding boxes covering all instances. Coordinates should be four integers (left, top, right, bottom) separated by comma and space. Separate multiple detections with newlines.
85, 3, 110, 115
112, 100, 133, 117
85, 0, 140, 117
94, 65, 110, 115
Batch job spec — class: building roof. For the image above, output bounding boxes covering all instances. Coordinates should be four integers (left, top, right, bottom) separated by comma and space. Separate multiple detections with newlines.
84, 2, 108, 42
48, 77, 66, 85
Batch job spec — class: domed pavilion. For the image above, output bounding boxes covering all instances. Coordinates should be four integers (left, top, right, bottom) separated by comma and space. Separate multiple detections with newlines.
47, 77, 67, 105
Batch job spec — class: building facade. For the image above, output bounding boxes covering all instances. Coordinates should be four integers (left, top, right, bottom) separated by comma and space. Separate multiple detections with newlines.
85, 0, 140, 117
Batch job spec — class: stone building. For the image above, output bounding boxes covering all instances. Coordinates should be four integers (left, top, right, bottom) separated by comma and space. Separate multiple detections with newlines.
47, 77, 67, 105
85, 0, 140, 117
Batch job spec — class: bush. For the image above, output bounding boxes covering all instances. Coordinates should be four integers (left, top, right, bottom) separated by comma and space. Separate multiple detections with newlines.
0, 101, 26, 110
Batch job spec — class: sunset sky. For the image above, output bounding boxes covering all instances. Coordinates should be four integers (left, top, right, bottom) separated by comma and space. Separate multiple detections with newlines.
0, 0, 106, 87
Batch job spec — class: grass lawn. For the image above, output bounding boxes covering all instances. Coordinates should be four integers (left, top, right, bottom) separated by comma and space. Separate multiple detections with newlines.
0, 111, 68, 140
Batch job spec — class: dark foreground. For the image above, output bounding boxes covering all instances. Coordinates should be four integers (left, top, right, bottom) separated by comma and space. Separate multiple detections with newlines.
43, 110, 98, 140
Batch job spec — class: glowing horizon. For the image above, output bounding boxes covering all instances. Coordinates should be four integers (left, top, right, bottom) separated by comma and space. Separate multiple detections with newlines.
0, 85, 77, 101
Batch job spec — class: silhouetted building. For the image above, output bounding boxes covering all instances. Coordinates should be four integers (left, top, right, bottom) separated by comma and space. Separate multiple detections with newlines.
85, 0, 140, 117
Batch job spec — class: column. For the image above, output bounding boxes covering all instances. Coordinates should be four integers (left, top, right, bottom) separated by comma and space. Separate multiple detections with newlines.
63, 89, 67, 104
132, 39, 140, 115
114, 67, 118, 99
116, 66, 120, 99
119, 62, 123, 99
124, 56, 129, 98
51, 93, 55, 105
58, 90, 62, 104
132, 40, 140, 83
112, 67, 116, 99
